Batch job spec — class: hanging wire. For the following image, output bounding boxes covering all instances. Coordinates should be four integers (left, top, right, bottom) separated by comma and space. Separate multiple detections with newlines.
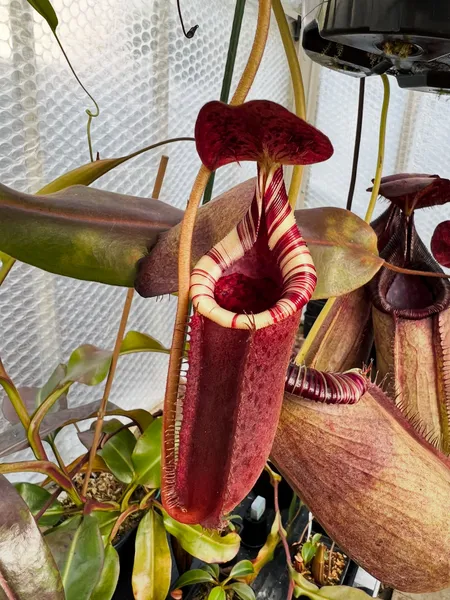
177, 0, 199, 38
346, 78, 366, 211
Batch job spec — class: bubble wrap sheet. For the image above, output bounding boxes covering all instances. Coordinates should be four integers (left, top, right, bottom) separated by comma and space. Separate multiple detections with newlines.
0, 0, 293, 474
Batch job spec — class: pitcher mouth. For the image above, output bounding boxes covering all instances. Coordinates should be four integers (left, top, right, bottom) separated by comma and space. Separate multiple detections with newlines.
370, 213, 450, 319
190, 166, 317, 331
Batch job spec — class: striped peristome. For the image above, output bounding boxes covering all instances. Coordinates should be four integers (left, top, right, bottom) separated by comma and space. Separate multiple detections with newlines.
190, 166, 317, 330
285, 364, 369, 405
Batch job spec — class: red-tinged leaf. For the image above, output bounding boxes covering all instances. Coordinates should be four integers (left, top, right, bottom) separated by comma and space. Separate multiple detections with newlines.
370, 173, 450, 213
195, 100, 333, 170
432, 220, 450, 268
0, 474, 64, 599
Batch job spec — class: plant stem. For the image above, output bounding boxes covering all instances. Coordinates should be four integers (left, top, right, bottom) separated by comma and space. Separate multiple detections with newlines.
81, 290, 134, 497
49, 439, 69, 476
120, 482, 138, 512
272, 0, 306, 209
0, 357, 30, 430
28, 382, 71, 460
81, 155, 169, 497
203, 0, 247, 205
364, 75, 390, 224
295, 297, 337, 366
109, 505, 140, 544
164, 0, 271, 476
230, 0, 271, 106
346, 79, 366, 211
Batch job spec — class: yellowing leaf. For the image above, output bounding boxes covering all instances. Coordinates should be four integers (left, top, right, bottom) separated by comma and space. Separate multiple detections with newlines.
132, 508, 171, 600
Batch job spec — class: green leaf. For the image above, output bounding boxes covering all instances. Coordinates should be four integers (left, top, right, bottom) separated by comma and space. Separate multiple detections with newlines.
312, 534, 322, 545
317, 586, 372, 599
0, 182, 183, 286
99, 426, 136, 484
120, 331, 170, 355
298, 207, 383, 299
14, 482, 64, 527
228, 583, 256, 600
45, 515, 104, 600
201, 563, 220, 580
173, 569, 216, 589
26, 0, 58, 32
229, 560, 254, 579
289, 569, 320, 597
132, 417, 162, 487
90, 544, 120, 600
301, 541, 318, 565
132, 508, 172, 600
208, 586, 226, 600
162, 511, 240, 563
0, 475, 64, 599
92, 510, 121, 540
64, 344, 112, 386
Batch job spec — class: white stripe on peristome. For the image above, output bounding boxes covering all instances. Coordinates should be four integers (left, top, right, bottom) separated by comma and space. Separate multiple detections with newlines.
190, 165, 317, 330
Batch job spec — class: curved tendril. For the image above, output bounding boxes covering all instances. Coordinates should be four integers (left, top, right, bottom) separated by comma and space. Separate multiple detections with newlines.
54, 33, 100, 162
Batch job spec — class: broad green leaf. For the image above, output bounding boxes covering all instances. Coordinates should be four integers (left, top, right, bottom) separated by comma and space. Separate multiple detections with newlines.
132, 417, 162, 487
91, 544, 120, 600
64, 344, 112, 386
26, 0, 58, 32
312, 533, 322, 544
14, 482, 64, 527
0, 182, 183, 286
0, 475, 64, 599
208, 587, 226, 600
120, 331, 170, 355
92, 510, 121, 540
46, 515, 104, 600
228, 583, 256, 600
163, 511, 240, 563
298, 208, 383, 299
317, 587, 371, 599
201, 564, 220, 580
229, 560, 254, 579
99, 426, 136, 484
0, 137, 192, 286
132, 508, 171, 600
173, 570, 215, 589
